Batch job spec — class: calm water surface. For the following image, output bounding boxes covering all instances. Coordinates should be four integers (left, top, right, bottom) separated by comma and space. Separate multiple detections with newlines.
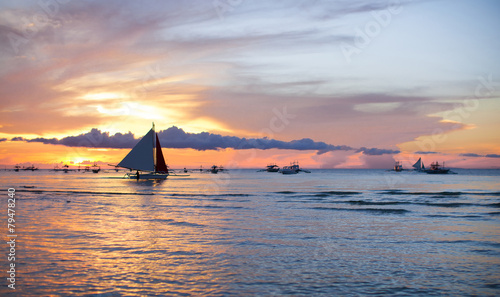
0, 169, 499, 296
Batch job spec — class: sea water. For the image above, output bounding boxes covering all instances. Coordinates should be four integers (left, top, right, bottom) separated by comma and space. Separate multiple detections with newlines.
0, 169, 499, 296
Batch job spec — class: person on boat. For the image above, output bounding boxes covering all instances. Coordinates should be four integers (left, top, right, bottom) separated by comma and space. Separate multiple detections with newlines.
136, 170, 140, 180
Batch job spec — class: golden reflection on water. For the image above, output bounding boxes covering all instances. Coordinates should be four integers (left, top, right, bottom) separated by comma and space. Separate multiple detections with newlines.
10, 172, 238, 295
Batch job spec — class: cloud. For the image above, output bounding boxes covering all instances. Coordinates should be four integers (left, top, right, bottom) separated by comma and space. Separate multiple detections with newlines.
17, 126, 399, 156
459, 153, 500, 158
0, 138, 7, 142
414, 151, 439, 154
459, 153, 482, 157
357, 147, 400, 155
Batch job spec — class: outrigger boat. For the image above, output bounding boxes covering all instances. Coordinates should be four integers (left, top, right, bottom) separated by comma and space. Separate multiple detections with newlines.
91, 162, 100, 173
393, 161, 403, 172
258, 163, 280, 172
425, 161, 450, 174
210, 165, 219, 174
280, 161, 311, 174
22, 165, 38, 171
117, 123, 169, 179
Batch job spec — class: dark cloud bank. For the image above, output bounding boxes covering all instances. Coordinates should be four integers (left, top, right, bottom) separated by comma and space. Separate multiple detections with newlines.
12, 126, 399, 156
460, 153, 500, 158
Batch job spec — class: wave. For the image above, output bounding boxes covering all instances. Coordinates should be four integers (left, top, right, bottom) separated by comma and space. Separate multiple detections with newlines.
347, 200, 408, 206
278, 196, 488, 208
422, 202, 474, 208
170, 193, 251, 197
275, 191, 361, 196
148, 218, 205, 227
18, 189, 154, 196
381, 190, 500, 197
312, 206, 409, 214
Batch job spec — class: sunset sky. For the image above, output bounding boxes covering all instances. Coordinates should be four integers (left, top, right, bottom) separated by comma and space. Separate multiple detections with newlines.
1, 0, 499, 169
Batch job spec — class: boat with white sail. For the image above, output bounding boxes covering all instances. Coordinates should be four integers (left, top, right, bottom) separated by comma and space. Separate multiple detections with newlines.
412, 157, 425, 172
117, 123, 169, 179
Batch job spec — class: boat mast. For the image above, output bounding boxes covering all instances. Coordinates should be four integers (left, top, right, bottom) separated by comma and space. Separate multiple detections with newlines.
152, 122, 156, 172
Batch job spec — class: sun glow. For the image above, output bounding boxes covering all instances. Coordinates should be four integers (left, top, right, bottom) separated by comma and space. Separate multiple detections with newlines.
183, 118, 234, 134
81, 92, 129, 101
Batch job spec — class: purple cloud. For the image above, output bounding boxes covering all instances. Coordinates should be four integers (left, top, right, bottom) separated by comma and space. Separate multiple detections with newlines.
17, 126, 399, 155
460, 153, 500, 158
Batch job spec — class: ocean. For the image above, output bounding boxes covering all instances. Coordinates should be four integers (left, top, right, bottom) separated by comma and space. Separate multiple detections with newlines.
1, 169, 499, 296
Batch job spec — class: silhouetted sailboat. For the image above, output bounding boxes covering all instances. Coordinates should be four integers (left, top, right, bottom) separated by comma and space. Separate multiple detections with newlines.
412, 157, 425, 171
118, 123, 169, 179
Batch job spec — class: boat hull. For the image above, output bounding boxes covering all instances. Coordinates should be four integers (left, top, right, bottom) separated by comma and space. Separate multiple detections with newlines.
126, 173, 169, 180
425, 169, 450, 174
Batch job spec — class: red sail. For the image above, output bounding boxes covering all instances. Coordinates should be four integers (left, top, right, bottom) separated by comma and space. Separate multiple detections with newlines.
155, 133, 168, 173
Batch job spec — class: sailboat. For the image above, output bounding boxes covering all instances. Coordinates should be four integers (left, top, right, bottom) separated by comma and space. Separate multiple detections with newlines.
117, 123, 169, 179
412, 157, 425, 172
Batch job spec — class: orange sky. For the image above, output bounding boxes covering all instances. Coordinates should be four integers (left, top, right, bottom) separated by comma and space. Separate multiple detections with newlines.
0, 1, 499, 169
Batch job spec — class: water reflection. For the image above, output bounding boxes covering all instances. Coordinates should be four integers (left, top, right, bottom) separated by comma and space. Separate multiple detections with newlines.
0, 170, 498, 296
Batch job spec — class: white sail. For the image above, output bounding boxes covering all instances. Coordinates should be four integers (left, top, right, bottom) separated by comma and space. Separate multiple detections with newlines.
118, 128, 155, 171
412, 157, 424, 170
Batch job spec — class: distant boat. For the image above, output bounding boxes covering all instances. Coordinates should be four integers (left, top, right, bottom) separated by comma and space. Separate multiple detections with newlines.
183, 167, 188, 173
280, 165, 298, 174
280, 161, 310, 174
14, 165, 20, 172
23, 165, 38, 171
425, 162, 450, 174
412, 157, 425, 172
117, 123, 169, 179
258, 163, 280, 172
393, 161, 403, 172
63, 164, 70, 173
91, 162, 100, 173
210, 165, 219, 174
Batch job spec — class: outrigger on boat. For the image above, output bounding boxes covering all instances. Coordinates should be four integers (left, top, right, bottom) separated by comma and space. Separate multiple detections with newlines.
116, 123, 170, 180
